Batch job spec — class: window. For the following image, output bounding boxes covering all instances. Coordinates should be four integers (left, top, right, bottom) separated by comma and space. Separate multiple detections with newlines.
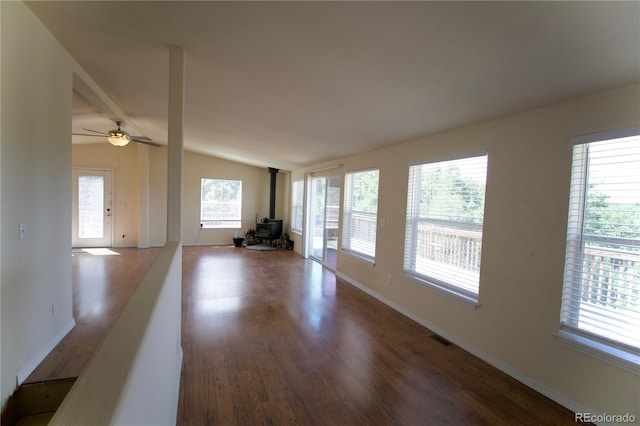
342, 169, 380, 261
560, 128, 640, 372
291, 180, 304, 234
200, 178, 242, 228
403, 155, 488, 305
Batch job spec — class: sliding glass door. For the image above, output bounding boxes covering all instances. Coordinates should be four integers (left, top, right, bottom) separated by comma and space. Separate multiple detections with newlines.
309, 176, 340, 269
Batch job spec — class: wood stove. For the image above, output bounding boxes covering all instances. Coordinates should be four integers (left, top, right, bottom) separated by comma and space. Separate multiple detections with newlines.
255, 219, 283, 241
255, 167, 283, 242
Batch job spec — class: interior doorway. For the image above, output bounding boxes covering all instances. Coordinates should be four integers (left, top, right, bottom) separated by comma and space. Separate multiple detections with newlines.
72, 168, 114, 247
308, 175, 341, 270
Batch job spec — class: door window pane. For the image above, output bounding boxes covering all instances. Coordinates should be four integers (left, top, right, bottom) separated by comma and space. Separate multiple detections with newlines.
78, 175, 104, 238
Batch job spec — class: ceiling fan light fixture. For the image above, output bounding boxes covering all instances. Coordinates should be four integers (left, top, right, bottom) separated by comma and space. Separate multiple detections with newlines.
107, 130, 130, 147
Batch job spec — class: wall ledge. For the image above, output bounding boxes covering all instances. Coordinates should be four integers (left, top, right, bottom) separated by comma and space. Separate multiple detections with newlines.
50, 241, 182, 425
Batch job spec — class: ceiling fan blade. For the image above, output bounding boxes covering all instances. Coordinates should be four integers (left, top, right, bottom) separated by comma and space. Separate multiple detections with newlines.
131, 136, 161, 147
83, 128, 109, 135
72, 133, 105, 137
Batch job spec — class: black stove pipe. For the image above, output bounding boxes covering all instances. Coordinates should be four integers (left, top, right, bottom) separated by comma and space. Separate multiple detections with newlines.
268, 167, 279, 219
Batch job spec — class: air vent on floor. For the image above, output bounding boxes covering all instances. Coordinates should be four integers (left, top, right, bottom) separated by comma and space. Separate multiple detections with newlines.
430, 334, 453, 346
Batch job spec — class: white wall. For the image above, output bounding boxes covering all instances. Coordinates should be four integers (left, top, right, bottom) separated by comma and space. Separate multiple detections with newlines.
1, 1, 74, 405
292, 84, 640, 418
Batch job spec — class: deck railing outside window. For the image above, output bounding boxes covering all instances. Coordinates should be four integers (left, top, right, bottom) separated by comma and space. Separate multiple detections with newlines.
415, 220, 483, 274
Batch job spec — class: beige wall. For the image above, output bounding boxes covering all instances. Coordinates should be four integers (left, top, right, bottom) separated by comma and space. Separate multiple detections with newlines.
73, 145, 289, 247
1, 1, 74, 405
72, 143, 140, 247
292, 84, 640, 417
182, 150, 279, 246
183, 151, 289, 245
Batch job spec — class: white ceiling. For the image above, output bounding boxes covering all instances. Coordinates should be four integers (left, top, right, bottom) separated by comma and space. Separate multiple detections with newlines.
26, 1, 640, 171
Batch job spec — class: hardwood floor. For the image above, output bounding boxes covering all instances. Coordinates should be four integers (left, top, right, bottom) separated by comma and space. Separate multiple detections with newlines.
24, 247, 162, 383
25, 246, 576, 424
177, 246, 575, 425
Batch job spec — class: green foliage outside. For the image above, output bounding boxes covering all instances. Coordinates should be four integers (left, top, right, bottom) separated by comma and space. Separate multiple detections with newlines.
201, 179, 241, 202
585, 189, 640, 244
580, 188, 639, 311
201, 179, 242, 220
350, 170, 379, 214
418, 165, 486, 224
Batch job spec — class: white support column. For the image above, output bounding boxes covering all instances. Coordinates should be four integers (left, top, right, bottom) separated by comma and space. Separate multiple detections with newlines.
167, 45, 184, 243
137, 144, 150, 248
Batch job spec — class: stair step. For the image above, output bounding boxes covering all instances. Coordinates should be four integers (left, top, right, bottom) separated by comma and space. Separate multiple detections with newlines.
14, 412, 55, 426
1, 378, 76, 426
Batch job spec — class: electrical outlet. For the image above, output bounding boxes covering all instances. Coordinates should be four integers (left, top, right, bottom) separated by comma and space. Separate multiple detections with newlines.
52, 303, 58, 317
19, 224, 26, 240
387, 275, 392, 286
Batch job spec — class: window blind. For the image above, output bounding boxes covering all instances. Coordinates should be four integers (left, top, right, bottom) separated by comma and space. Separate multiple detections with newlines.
342, 169, 379, 260
200, 178, 242, 228
561, 130, 640, 354
403, 155, 488, 299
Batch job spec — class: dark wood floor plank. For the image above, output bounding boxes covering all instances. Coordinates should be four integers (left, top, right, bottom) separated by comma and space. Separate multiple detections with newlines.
178, 246, 576, 425
23, 246, 577, 424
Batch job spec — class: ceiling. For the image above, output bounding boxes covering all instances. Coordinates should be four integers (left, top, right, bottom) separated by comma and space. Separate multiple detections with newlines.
26, 1, 640, 171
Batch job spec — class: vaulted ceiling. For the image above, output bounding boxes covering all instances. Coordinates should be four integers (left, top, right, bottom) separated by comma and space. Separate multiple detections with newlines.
26, 1, 640, 170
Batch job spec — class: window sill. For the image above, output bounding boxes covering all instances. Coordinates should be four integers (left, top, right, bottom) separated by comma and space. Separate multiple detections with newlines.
556, 329, 640, 375
201, 226, 242, 229
403, 273, 479, 309
341, 249, 375, 266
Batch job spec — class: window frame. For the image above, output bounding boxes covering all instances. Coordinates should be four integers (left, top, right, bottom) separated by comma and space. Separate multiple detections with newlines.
403, 154, 488, 308
342, 168, 380, 263
558, 127, 640, 374
291, 180, 304, 235
200, 178, 243, 229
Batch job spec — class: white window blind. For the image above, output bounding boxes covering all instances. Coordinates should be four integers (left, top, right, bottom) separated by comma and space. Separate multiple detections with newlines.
561, 129, 640, 364
291, 180, 304, 233
404, 155, 488, 301
200, 178, 242, 228
342, 169, 379, 260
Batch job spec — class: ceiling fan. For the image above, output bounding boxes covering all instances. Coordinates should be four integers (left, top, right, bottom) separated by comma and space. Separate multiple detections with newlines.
72, 120, 160, 147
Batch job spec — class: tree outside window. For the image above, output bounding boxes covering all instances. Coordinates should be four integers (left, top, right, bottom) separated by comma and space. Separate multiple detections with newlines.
201, 178, 242, 228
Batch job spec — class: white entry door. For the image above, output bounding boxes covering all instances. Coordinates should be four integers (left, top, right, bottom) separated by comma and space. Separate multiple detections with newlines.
72, 169, 113, 247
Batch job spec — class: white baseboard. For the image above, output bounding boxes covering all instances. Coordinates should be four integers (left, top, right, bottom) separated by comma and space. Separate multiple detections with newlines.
17, 318, 76, 385
335, 271, 595, 419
